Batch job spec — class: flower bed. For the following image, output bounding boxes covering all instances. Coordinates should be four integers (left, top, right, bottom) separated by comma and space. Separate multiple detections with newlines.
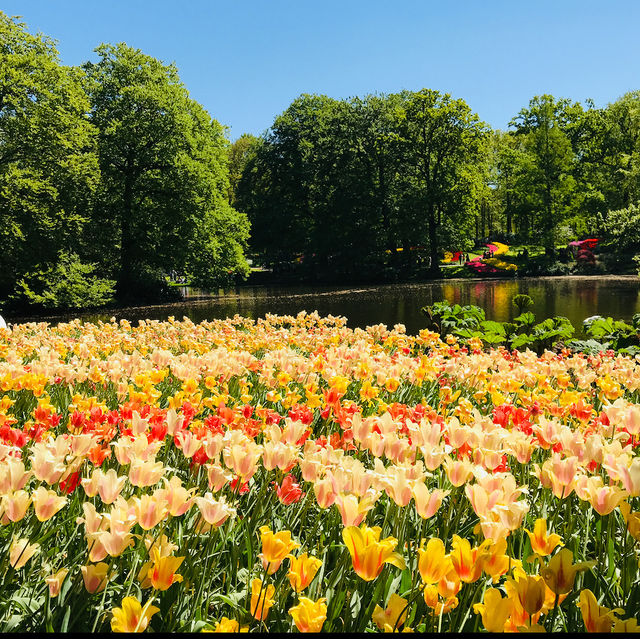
0, 314, 639, 632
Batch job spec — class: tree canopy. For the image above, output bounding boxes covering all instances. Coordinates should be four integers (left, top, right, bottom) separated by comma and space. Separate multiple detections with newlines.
0, 14, 249, 310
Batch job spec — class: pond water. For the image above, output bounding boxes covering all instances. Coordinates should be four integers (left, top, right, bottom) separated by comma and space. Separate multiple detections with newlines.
12, 275, 640, 337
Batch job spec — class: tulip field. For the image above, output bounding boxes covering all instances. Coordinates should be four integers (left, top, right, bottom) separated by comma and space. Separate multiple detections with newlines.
1, 312, 640, 632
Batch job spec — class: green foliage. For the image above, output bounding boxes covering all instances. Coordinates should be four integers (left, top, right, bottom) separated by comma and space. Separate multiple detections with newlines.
581, 314, 640, 352
421, 299, 576, 355
83, 43, 250, 300
237, 90, 486, 280
420, 300, 485, 337
512, 294, 533, 315
0, 12, 99, 303
0, 13, 251, 311
12, 252, 115, 309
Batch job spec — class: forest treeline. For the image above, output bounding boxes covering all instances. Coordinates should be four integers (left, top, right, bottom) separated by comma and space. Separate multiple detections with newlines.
234, 91, 640, 280
2, 12, 640, 311
0, 13, 249, 311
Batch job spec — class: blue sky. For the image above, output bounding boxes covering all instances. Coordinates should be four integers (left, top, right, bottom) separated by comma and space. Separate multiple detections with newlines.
4, 1, 640, 140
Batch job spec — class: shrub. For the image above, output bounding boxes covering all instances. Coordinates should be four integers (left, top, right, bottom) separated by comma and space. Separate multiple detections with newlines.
12, 252, 115, 309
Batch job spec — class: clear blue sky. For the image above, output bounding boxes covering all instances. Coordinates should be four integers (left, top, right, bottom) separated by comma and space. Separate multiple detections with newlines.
4, 0, 640, 140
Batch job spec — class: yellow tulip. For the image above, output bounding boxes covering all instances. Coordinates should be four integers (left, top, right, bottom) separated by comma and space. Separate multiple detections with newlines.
541, 549, 596, 595
288, 553, 322, 592
577, 589, 624, 633
417, 538, 451, 584
258, 525, 300, 574
372, 593, 409, 632
212, 617, 249, 632
289, 596, 327, 633
149, 548, 185, 591
342, 524, 406, 581
110, 596, 159, 633
525, 518, 563, 556
250, 578, 275, 621
473, 588, 513, 633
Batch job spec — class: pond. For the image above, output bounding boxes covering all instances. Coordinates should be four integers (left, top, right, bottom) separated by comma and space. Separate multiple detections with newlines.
12, 275, 640, 337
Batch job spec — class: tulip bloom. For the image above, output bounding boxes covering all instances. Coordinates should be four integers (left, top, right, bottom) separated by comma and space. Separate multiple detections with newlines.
9, 538, 39, 569
541, 549, 596, 595
449, 535, 483, 583
577, 589, 624, 633
525, 518, 563, 556
81, 562, 109, 593
510, 572, 547, 616
97, 469, 127, 505
477, 538, 515, 583
213, 617, 249, 633
195, 493, 236, 527
159, 476, 197, 517
111, 596, 159, 633
342, 524, 405, 581
2, 490, 31, 522
417, 538, 452, 584
258, 525, 300, 574
289, 596, 327, 633
334, 491, 379, 527
275, 474, 305, 505
148, 548, 185, 591
250, 578, 275, 621
288, 553, 322, 592
412, 483, 448, 519
473, 588, 513, 633
44, 568, 69, 598
32, 486, 67, 522
372, 593, 408, 632
133, 494, 167, 530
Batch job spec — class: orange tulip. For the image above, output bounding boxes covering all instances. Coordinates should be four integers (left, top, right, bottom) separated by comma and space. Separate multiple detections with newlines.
342, 524, 405, 581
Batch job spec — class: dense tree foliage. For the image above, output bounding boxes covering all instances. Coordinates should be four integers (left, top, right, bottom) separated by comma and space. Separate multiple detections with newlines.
236, 87, 640, 280
0, 13, 104, 306
237, 91, 487, 280
0, 13, 248, 310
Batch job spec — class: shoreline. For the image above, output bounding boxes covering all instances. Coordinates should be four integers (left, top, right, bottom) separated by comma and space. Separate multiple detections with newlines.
7, 273, 639, 325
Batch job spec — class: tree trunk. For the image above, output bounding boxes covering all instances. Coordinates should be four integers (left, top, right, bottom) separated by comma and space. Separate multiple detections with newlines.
427, 201, 439, 276
118, 172, 135, 296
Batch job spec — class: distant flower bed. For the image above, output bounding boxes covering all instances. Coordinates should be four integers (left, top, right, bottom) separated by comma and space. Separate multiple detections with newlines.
0, 314, 638, 632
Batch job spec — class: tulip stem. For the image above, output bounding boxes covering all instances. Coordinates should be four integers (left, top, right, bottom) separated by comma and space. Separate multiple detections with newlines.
546, 592, 559, 631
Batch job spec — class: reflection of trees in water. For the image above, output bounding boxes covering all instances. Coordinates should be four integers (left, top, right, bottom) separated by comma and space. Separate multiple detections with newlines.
21, 279, 640, 336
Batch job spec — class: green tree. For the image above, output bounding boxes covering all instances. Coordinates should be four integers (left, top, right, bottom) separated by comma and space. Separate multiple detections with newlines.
0, 12, 104, 307
83, 43, 249, 298
227, 133, 260, 207
510, 95, 578, 251
400, 89, 487, 274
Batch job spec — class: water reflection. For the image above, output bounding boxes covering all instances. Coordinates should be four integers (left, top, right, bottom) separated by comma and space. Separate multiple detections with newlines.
11, 276, 640, 337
